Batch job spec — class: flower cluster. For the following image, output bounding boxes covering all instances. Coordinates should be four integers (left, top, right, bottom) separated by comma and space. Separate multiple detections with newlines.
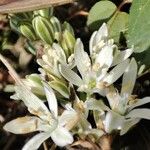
2, 10, 150, 150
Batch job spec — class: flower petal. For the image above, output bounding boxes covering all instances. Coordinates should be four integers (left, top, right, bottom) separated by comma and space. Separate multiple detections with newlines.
95, 23, 108, 44
51, 126, 73, 147
22, 132, 50, 150
43, 82, 58, 118
85, 98, 110, 111
120, 118, 140, 135
52, 43, 66, 64
95, 44, 113, 69
121, 58, 137, 97
3, 116, 42, 134
112, 47, 133, 66
75, 39, 91, 79
128, 97, 150, 111
89, 31, 97, 54
126, 108, 150, 120
103, 59, 129, 86
59, 110, 78, 130
59, 64, 83, 86
14, 85, 51, 121
104, 111, 124, 133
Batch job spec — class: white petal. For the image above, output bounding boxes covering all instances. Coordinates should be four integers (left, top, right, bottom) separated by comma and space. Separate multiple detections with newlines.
14, 85, 50, 121
120, 118, 140, 135
52, 43, 66, 63
95, 44, 113, 69
103, 59, 129, 86
3, 116, 42, 134
22, 132, 50, 150
106, 86, 121, 110
104, 111, 124, 133
89, 31, 97, 54
59, 110, 78, 130
112, 48, 133, 66
51, 126, 73, 147
43, 82, 58, 118
85, 98, 110, 111
59, 64, 83, 86
75, 39, 91, 78
95, 23, 108, 44
128, 97, 150, 111
121, 58, 137, 97
126, 108, 150, 120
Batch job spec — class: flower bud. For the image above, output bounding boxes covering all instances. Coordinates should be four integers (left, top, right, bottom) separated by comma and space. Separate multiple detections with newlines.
33, 8, 53, 18
50, 16, 61, 41
62, 22, 75, 36
32, 15, 55, 45
20, 23, 36, 41
61, 30, 75, 56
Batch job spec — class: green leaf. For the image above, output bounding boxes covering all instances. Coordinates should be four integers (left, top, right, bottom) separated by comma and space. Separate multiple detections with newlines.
128, 0, 150, 53
107, 12, 129, 42
87, 1, 117, 30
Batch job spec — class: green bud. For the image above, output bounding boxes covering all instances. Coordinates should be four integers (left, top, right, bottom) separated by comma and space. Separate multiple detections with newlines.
20, 23, 36, 41
61, 30, 75, 55
34, 7, 53, 18
9, 16, 20, 33
50, 16, 61, 41
32, 15, 54, 45
25, 74, 45, 99
49, 80, 70, 98
62, 22, 75, 36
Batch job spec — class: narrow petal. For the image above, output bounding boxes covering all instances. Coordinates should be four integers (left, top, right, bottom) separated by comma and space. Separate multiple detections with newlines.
95, 23, 108, 44
22, 132, 50, 150
120, 118, 140, 135
52, 43, 66, 63
59, 110, 78, 130
128, 97, 150, 111
59, 64, 83, 86
89, 31, 97, 54
3, 116, 42, 134
103, 59, 129, 86
43, 82, 58, 118
126, 108, 150, 120
85, 98, 110, 111
121, 58, 137, 97
51, 126, 73, 147
112, 48, 133, 66
106, 86, 121, 110
104, 111, 124, 133
14, 85, 50, 121
95, 44, 113, 69
75, 39, 91, 79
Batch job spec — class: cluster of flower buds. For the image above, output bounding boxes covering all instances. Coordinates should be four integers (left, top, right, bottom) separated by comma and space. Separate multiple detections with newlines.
2, 18, 150, 150
9, 8, 75, 55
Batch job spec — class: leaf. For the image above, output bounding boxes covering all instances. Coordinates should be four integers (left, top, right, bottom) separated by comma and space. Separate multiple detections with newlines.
128, 0, 150, 52
107, 11, 129, 42
87, 1, 116, 30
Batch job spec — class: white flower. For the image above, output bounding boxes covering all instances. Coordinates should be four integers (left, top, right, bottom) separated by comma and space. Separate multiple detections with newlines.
86, 59, 150, 135
4, 83, 77, 149
59, 23, 133, 96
